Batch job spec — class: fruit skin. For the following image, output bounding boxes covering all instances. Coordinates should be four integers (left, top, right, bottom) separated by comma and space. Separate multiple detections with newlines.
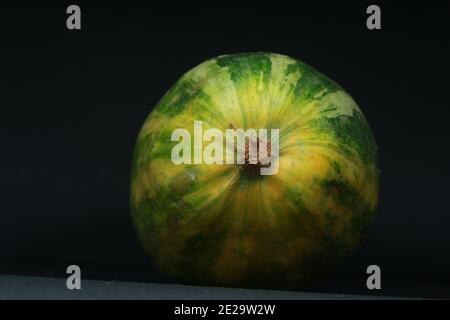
130, 52, 378, 289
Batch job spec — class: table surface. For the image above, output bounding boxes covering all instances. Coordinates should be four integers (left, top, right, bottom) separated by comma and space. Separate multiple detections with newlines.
0, 274, 408, 300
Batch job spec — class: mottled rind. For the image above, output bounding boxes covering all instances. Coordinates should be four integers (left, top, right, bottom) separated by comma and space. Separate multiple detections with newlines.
130, 52, 379, 289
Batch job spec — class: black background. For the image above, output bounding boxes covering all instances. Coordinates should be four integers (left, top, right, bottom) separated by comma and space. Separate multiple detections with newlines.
0, 1, 449, 298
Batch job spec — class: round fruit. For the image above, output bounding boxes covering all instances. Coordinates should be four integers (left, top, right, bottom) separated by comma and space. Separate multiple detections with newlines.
130, 52, 378, 289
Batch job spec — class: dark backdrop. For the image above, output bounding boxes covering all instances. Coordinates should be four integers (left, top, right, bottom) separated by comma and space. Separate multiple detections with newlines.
1, 1, 449, 297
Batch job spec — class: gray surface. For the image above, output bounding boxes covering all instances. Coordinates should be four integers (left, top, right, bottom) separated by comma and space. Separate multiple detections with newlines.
0, 274, 400, 300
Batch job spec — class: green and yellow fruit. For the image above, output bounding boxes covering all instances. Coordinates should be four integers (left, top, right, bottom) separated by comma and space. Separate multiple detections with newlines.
130, 52, 378, 289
